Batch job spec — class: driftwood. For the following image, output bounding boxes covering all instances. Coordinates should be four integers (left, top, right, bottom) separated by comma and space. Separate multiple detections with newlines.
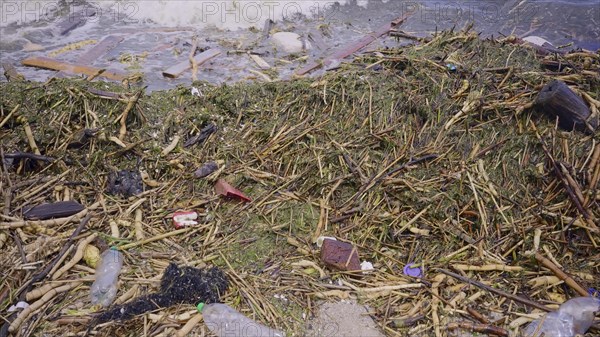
0, 214, 93, 337
439, 269, 552, 312
262, 19, 273, 40
535, 80, 597, 133
76, 35, 124, 65
68, 35, 123, 81
296, 14, 410, 75
162, 48, 221, 78
2, 62, 25, 81
22, 56, 126, 81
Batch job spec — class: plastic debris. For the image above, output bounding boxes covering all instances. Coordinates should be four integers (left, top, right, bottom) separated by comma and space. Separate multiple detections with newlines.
194, 161, 219, 178
320, 238, 360, 271
360, 261, 374, 273
184, 123, 217, 148
191, 87, 202, 97
523, 296, 600, 337
402, 263, 423, 278
23, 200, 84, 220
535, 79, 597, 132
315, 236, 337, 248
172, 211, 198, 228
7, 301, 29, 312
90, 248, 124, 307
446, 63, 457, 72
214, 179, 251, 202
522, 36, 554, 48
202, 302, 285, 337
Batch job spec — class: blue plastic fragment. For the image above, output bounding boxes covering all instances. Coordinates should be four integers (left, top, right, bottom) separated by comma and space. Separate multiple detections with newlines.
403, 263, 423, 278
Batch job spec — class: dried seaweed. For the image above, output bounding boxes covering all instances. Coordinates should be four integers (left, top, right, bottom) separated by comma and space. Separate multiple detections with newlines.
94, 264, 227, 324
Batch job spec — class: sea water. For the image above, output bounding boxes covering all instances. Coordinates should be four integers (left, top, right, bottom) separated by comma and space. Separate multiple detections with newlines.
0, 0, 598, 89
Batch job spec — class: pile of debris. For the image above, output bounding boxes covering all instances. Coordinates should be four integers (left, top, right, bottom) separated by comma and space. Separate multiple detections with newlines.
1, 28, 599, 336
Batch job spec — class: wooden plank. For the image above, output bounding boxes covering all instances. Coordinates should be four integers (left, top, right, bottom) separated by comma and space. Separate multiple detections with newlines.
307, 30, 328, 51
22, 56, 126, 81
162, 48, 221, 78
249, 54, 271, 69
296, 14, 410, 76
76, 35, 124, 64
55, 35, 124, 78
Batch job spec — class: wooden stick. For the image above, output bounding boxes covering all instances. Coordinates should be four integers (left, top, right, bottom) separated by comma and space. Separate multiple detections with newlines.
431, 274, 444, 337
586, 145, 600, 206
134, 209, 144, 240
118, 90, 142, 140
52, 233, 98, 280
22, 120, 41, 155
176, 314, 203, 337
0, 104, 19, 128
0, 211, 94, 337
2, 62, 25, 81
189, 36, 199, 82
447, 321, 508, 337
452, 264, 523, 272
9, 282, 82, 332
296, 14, 410, 75
118, 227, 193, 250
26, 278, 70, 302
161, 135, 180, 156
534, 252, 589, 297
438, 269, 552, 312
22, 56, 126, 81
467, 306, 490, 324
532, 123, 599, 232
162, 48, 221, 78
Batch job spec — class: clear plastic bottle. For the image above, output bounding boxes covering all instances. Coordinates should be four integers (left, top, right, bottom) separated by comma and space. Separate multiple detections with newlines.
202, 303, 285, 337
523, 296, 600, 337
90, 247, 123, 307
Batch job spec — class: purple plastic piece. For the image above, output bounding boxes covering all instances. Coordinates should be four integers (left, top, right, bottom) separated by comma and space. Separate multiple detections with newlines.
403, 263, 423, 278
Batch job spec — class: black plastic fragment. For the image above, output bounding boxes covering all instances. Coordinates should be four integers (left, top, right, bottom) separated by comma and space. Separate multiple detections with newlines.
184, 123, 217, 148
23, 200, 85, 220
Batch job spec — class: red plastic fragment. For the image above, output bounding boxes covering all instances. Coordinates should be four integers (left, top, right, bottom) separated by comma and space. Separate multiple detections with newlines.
214, 179, 251, 202
320, 239, 361, 271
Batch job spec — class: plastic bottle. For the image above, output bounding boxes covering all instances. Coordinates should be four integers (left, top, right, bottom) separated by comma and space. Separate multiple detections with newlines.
90, 247, 124, 307
202, 303, 285, 337
523, 296, 600, 337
